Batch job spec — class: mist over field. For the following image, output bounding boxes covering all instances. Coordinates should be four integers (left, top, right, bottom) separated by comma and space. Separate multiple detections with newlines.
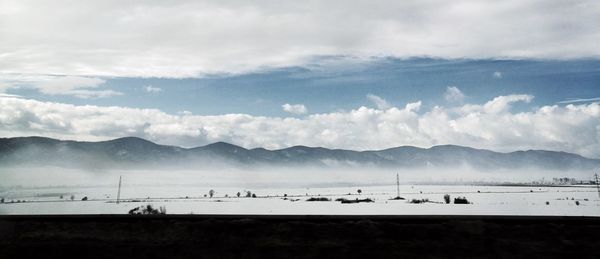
0, 165, 593, 192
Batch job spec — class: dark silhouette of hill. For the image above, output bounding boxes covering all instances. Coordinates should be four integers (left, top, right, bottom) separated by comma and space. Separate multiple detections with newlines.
1, 136, 598, 170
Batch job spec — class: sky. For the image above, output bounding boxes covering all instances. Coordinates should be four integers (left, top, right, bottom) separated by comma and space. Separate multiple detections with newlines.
1, 0, 600, 158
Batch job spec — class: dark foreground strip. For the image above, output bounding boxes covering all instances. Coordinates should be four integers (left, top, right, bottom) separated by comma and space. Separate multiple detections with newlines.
1, 215, 599, 259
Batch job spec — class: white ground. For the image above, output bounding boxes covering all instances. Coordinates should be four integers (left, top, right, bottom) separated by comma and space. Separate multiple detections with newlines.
1, 184, 599, 216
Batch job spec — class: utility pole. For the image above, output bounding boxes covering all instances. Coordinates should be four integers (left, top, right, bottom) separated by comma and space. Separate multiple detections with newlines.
595, 173, 600, 199
396, 173, 400, 198
117, 175, 122, 204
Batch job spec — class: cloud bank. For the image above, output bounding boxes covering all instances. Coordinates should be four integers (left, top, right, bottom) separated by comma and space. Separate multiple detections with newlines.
1, 0, 599, 77
1, 95, 599, 158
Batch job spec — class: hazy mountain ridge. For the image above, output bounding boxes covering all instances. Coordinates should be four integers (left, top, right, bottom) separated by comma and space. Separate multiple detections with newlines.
0, 136, 598, 170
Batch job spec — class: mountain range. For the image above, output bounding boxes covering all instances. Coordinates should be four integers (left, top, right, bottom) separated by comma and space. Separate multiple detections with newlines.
1, 136, 599, 170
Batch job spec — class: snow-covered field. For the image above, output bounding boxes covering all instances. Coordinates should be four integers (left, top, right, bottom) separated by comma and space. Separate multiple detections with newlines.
1, 184, 599, 216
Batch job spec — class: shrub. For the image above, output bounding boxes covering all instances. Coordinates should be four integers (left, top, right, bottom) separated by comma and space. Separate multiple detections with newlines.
81, 196, 88, 201
454, 197, 470, 204
306, 197, 330, 201
339, 198, 374, 204
410, 199, 429, 204
128, 204, 167, 215
443, 194, 451, 204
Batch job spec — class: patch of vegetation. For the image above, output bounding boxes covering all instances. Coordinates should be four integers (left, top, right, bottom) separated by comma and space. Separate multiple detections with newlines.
306, 197, 331, 202
128, 204, 167, 215
443, 194, 451, 204
338, 198, 374, 204
390, 196, 405, 200
409, 199, 430, 204
454, 197, 470, 204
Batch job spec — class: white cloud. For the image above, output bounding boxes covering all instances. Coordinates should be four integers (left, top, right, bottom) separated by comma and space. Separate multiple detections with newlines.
282, 103, 307, 115
0, 74, 122, 98
145, 85, 162, 93
493, 71, 503, 78
444, 86, 466, 103
366, 94, 391, 109
482, 94, 533, 113
0, 1, 599, 77
1, 95, 599, 158
0, 93, 20, 98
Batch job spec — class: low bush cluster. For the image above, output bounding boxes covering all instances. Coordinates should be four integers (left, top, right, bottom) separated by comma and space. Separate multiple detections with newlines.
128, 204, 167, 215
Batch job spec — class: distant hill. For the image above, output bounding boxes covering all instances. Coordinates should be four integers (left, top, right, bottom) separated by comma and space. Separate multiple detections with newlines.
1, 136, 599, 170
